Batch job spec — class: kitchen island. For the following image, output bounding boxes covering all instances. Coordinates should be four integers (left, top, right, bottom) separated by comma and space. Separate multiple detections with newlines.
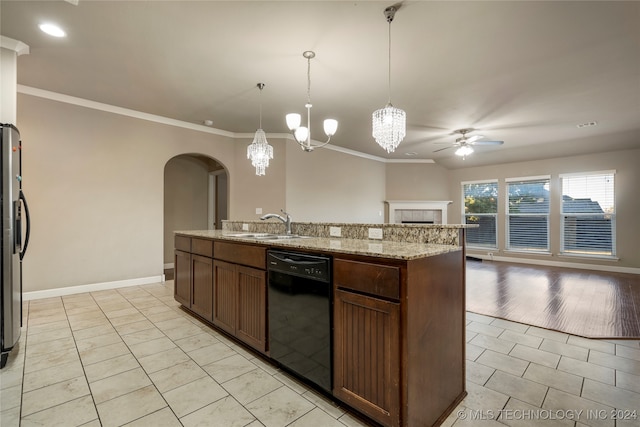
174, 221, 468, 427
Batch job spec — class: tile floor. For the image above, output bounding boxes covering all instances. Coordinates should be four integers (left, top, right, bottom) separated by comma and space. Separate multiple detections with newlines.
0, 281, 638, 427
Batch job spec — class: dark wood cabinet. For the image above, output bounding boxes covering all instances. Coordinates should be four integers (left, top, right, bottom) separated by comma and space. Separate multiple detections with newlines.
212, 243, 267, 354
174, 236, 214, 320
174, 249, 191, 307
212, 259, 238, 335
213, 259, 267, 353
175, 233, 466, 427
333, 253, 466, 427
333, 288, 401, 427
191, 254, 214, 321
177, 235, 268, 354
236, 265, 267, 351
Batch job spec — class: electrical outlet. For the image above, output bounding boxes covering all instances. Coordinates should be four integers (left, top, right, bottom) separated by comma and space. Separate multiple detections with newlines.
368, 228, 383, 240
242, 223, 249, 231
255, 208, 262, 215
330, 226, 342, 237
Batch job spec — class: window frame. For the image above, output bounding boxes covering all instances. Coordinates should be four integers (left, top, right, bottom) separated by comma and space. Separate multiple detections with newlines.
505, 175, 551, 254
461, 179, 499, 250
559, 170, 617, 258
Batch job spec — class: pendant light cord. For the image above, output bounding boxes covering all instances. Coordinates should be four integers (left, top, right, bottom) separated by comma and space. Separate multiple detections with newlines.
307, 56, 312, 105
257, 82, 266, 129
387, 19, 392, 105
259, 88, 263, 129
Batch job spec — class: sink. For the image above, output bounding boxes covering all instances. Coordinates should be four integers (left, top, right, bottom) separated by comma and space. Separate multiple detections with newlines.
255, 234, 310, 240
226, 233, 310, 240
226, 233, 273, 238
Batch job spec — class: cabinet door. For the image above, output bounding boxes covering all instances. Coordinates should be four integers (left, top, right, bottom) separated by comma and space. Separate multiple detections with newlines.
333, 289, 401, 427
174, 250, 191, 307
213, 260, 237, 335
236, 265, 267, 352
191, 255, 214, 321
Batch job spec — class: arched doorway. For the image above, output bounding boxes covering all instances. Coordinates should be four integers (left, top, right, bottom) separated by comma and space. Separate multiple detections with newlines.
163, 154, 228, 275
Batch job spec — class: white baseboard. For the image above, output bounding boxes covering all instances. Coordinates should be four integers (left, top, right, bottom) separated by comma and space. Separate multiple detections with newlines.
469, 254, 640, 275
164, 263, 174, 270
24, 275, 165, 301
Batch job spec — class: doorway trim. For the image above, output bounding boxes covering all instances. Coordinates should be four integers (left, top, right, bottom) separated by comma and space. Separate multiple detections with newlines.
209, 169, 226, 229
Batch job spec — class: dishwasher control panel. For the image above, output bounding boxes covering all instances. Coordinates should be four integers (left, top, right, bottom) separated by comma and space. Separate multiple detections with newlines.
267, 250, 331, 283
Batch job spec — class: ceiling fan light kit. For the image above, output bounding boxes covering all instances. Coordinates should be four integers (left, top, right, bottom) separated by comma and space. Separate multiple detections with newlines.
455, 145, 474, 158
372, 5, 406, 154
434, 128, 504, 158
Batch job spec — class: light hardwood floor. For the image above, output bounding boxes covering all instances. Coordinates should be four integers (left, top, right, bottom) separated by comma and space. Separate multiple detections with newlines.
466, 260, 640, 339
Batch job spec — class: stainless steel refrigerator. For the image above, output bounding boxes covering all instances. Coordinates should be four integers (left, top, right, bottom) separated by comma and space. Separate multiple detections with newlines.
1, 124, 30, 369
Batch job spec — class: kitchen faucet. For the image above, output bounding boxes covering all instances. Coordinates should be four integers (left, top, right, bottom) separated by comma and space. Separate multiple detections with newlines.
260, 209, 293, 235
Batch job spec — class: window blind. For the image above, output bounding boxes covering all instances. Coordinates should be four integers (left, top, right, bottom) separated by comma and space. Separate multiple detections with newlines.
506, 177, 550, 251
561, 171, 615, 256
462, 181, 498, 249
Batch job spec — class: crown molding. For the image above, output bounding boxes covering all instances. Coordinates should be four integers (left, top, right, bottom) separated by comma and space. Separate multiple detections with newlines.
18, 85, 436, 164
1, 36, 29, 55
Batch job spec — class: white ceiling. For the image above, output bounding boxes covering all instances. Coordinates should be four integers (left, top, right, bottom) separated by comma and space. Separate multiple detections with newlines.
2, 0, 639, 169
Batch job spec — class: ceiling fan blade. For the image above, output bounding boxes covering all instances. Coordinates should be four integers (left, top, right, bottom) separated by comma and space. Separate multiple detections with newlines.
466, 134, 484, 143
433, 146, 454, 153
471, 140, 504, 146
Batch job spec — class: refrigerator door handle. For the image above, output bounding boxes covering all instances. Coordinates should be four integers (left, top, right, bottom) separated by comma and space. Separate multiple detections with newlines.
19, 190, 30, 261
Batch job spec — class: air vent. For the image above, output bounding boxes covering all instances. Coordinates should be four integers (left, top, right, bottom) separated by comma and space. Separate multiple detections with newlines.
576, 121, 597, 128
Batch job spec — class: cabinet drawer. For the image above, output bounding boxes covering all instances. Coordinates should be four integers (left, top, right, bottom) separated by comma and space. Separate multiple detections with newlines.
214, 241, 266, 269
192, 238, 214, 258
334, 259, 400, 300
175, 235, 191, 252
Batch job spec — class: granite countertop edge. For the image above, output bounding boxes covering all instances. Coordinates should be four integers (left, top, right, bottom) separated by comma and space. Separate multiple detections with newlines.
175, 230, 462, 260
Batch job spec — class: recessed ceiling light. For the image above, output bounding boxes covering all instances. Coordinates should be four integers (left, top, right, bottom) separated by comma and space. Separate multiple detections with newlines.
39, 23, 66, 38
404, 151, 418, 156
576, 121, 597, 128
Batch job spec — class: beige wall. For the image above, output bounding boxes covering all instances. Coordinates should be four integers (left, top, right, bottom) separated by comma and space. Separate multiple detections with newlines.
385, 162, 451, 201
17, 93, 390, 293
447, 149, 640, 270
163, 155, 210, 264
286, 145, 387, 223
18, 94, 236, 292
384, 162, 452, 221
231, 137, 287, 221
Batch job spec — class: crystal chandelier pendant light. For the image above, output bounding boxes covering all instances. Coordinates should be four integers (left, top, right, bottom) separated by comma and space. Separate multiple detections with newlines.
247, 83, 274, 176
286, 51, 338, 152
372, 5, 406, 154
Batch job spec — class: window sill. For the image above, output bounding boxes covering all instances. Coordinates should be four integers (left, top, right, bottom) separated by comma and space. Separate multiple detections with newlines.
467, 246, 498, 251
504, 250, 552, 256
558, 253, 619, 262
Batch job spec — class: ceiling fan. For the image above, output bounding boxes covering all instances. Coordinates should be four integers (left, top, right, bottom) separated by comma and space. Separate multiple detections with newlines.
434, 128, 504, 158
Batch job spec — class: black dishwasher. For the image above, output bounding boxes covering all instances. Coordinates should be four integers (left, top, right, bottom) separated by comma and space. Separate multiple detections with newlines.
267, 250, 332, 393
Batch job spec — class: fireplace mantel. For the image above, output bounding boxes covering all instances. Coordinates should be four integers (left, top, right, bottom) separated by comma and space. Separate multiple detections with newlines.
385, 200, 453, 224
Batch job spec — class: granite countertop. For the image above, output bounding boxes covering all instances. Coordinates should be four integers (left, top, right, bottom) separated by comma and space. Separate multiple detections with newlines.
175, 229, 462, 260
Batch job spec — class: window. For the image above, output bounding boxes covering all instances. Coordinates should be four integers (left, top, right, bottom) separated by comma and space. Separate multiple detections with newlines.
560, 171, 615, 257
506, 176, 550, 252
462, 180, 498, 248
